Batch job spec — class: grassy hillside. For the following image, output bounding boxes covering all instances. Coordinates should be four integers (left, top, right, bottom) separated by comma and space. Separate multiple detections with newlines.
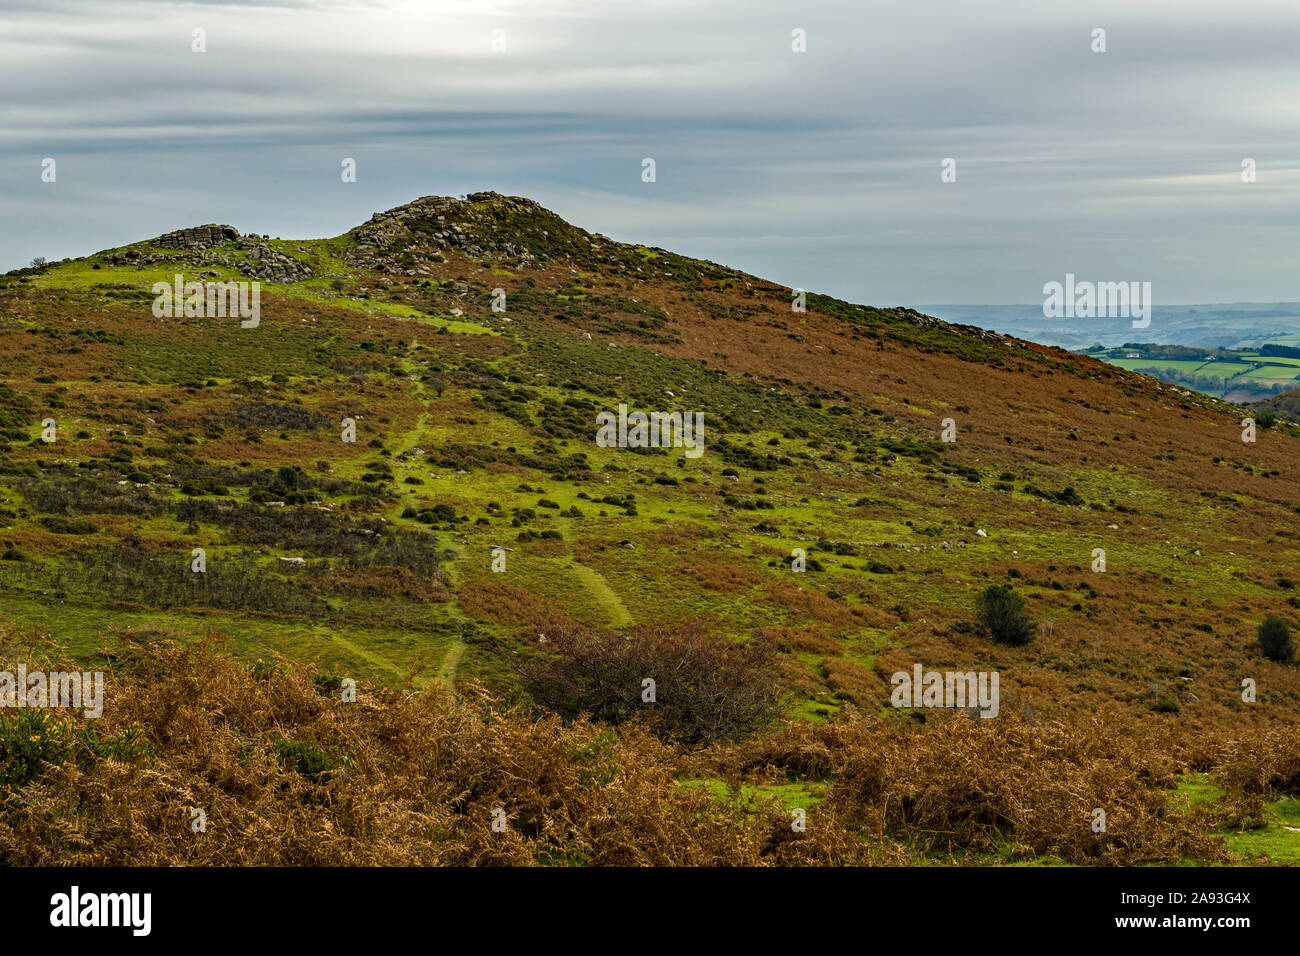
0, 192, 1296, 865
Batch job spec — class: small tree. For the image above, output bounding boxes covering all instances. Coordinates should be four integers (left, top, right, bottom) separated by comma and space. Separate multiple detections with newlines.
1258, 615, 1294, 663
28, 257, 47, 269
975, 584, 1036, 645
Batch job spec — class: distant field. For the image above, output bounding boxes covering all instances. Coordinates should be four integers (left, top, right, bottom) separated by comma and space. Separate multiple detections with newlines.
1108, 358, 1208, 372
1093, 347, 1300, 400
1194, 361, 1254, 378
1242, 365, 1300, 383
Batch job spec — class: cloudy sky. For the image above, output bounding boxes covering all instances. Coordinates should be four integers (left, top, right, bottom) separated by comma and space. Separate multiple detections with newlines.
3, 0, 1299, 304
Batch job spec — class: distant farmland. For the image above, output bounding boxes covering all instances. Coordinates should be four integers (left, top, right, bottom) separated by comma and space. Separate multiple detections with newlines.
1087, 345, 1300, 402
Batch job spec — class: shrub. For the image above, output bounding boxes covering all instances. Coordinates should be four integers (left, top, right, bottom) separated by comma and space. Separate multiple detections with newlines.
0, 709, 150, 794
180, 477, 228, 497
38, 516, 97, 535
271, 734, 347, 783
1154, 695, 1181, 714
0, 710, 70, 792
1258, 615, 1294, 663
517, 621, 782, 744
226, 400, 328, 432
975, 584, 1036, 645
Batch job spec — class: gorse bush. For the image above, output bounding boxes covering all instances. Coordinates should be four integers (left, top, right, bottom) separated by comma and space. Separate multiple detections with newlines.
1258, 615, 1295, 663
975, 584, 1036, 645
0, 708, 152, 795
271, 734, 348, 783
0, 710, 70, 793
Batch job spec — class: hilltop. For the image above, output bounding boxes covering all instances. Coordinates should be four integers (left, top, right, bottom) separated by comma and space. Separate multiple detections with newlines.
0, 192, 1296, 865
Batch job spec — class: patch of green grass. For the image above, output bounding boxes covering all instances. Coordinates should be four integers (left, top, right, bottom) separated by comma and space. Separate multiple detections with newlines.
1174, 774, 1300, 863
677, 776, 828, 811
1226, 798, 1300, 864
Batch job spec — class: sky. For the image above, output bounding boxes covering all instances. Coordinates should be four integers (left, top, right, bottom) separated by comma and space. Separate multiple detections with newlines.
3, 0, 1300, 305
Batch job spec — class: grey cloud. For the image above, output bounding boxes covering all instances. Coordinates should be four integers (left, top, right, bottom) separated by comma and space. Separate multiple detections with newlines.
2, 0, 1298, 305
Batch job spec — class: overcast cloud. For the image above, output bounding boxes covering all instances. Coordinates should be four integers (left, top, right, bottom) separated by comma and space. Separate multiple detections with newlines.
3, 0, 1299, 304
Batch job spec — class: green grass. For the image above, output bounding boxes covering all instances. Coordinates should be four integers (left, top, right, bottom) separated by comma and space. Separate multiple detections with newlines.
1175, 773, 1300, 863
0, 593, 457, 685
677, 776, 828, 811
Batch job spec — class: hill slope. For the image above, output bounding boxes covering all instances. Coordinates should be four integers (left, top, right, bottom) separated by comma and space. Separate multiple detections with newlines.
0, 192, 1296, 865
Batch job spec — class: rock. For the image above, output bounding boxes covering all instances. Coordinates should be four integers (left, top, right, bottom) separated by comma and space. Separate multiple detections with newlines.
976, 529, 988, 537
155, 224, 240, 249
231, 236, 314, 283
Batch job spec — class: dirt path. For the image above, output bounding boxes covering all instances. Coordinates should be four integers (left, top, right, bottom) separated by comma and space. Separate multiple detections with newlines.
436, 639, 466, 686
565, 560, 633, 627
327, 632, 405, 679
